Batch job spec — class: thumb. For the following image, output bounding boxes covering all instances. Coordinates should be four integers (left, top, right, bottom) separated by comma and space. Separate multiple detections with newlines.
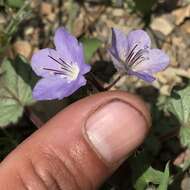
0, 91, 150, 190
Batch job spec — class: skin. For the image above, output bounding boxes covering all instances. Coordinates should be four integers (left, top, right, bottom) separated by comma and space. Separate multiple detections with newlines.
0, 91, 150, 190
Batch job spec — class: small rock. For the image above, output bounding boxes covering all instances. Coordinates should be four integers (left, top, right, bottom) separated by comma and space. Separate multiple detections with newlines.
112, 8, 124, 17
181, 21, 190, 34
24, 27, 34, 36
41, 2, 53, 16
172, 36, 183, 46
160, 85, 171, 96
172, 5, 190, 25
47, 13, 56, 22
13, 41, 32, 58
158, 68, 190, 85
31, 0, 39, 8
114, 74, 127, 88
150, 15, 175, 36
157, 73, 168, 84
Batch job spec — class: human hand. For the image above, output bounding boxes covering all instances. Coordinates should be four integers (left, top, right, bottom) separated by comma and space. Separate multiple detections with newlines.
0, 91, 150, 190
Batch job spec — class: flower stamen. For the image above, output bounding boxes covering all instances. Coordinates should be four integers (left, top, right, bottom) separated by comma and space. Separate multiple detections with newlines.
48, 55, 64, 67
43, 54, 80, 81
59, 58, 73, 69
129, 49, 148, 66
125, 44, 138, 63
43, 68, 67, 76
124, 43, 149, 70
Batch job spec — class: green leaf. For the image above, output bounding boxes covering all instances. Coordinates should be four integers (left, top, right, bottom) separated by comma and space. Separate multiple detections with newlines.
6, 0, 25, 8
157, 163, 170, 190
179, 127, 190, 148
80, 37, 101, 63
131, 152, 163, 190
167, 86, 190, 148
167, 86, 190, 128
0, 56, 36, 127
135, 166, 163, 190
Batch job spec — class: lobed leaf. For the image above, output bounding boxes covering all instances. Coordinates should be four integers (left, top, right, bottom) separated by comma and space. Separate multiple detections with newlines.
135, 166, 163, 190
0, 56, 36, 127
157, 163, 170, 190
167, 86, 190, 148
131, 152, 163, 190
179, 127, 190, 148
167, 86, 190, 128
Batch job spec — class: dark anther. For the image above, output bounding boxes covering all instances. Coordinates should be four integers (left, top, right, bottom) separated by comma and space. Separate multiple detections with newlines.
59, 58, 72, 69
128, 48, 149, 67
126, 44, 138, 63
43, 68, 67, 76
47, 55, 73, 74
48, 55, 64, 67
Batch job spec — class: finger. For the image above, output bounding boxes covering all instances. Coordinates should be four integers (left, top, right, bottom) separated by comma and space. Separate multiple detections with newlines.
0, 91, 151, 190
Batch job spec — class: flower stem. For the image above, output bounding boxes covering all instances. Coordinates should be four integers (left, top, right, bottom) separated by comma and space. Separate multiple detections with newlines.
25, 107, 44, 128
87, 73, 123, 92
104, 75, 123, 90
87, 73, 105, 91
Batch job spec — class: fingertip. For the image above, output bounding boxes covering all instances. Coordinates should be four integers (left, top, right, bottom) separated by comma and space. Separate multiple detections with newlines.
82, 91, 151, 165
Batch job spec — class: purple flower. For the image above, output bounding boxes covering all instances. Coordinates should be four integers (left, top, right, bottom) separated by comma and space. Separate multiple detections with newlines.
109, 28, 170, 82
31, 27, 91, 100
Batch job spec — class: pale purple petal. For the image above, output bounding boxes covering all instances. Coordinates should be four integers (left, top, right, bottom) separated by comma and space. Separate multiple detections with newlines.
67, 75, 87, 96
109, 28, 129, 62
128, 70, 155, 82
33, 75, 87, 100
133, 49, 170, 74
54, 27, 90, 73
33, 77, 69, 100
75, 42, 85, 66
77, 42, 91, 74
108, 51, 125, 72
54, 27, 77, 61
127, 30, 151, 50
54, 28, 81, 63
31, 48, 62, 78
79, 61, 91, 75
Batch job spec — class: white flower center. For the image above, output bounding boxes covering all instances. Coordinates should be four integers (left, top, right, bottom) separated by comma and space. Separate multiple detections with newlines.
67, 64, 80, 81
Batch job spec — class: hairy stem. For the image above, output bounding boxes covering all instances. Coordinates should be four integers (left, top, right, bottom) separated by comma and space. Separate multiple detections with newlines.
87, 73, 123, 92
25, 107, 44, 128
104, 75, 123, 90
87, 73, 105, 91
